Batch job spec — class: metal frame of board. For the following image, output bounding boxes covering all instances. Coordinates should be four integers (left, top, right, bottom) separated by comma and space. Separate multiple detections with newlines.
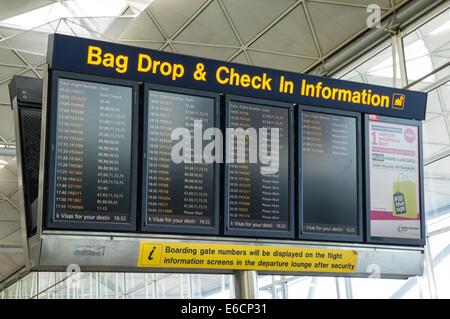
10, 93, 41, 273
297, 105, 363, 243
141, 83, 221, 235
41, 70, 139, 231
9, 75, 43, 239
30, 230, 424, 279
364, 114, 426, 246
223, 94, 295, 239
17, 106, 41, 237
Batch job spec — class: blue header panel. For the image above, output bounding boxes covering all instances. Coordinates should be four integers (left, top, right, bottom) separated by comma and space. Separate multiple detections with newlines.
48, 34, 427, 120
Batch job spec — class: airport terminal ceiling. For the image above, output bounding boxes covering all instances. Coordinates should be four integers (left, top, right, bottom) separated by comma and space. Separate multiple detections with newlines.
0, 0, 448, 295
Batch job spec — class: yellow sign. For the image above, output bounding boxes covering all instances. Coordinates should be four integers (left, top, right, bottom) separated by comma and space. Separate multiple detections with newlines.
85, 44, 395, 111
138, 242, 358, 273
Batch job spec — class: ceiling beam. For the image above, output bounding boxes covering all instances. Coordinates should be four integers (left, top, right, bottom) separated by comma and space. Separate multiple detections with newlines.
424, 147, 450, 166
308, 0, 391, 10
145, 8, 177, 53
0, 246, 23, 253
217, 0, 252, 65
301, 0, 324, 59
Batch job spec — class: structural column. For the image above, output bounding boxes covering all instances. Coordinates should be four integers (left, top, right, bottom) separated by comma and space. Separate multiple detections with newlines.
234, 270, 258, 299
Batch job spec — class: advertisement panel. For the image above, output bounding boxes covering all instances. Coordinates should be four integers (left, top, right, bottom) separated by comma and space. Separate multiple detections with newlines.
367, 115, 424, 244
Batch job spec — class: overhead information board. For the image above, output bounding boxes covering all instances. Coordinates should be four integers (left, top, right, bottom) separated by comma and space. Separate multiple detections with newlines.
142, 85, 220, 234
299, 107, 362, 242
34, 34, 428, 278
366, 115, 424, 245
224, 96, 294, 238
45, 72, 138, 230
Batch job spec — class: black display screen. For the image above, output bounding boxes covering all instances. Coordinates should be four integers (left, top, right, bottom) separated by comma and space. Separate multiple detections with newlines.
145, 89, 216, 230
53, 78, 133, 224
302, 110, 358, 235
226, 99, 291, 235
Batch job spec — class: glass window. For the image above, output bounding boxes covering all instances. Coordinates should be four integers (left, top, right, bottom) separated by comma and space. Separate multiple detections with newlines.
339, 44, 402, 87
403, 9, 450, 85
427, 232, 450, 298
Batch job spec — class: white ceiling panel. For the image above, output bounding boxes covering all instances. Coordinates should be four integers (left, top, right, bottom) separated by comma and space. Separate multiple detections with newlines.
0, 222, 21, 243
0, 47, 25, 66
4, 159, 16, 176
250, 5, 318, 58
62, 19, 100, 38
119, 40, 164, 50
221, 0, 297, 44
0, 85, 11, 105
0, 252, 24, 284
230, 51, 248, 64
0, 27, 20, 39
306, 1, 386, 55
0, 157, 23, 284
0, 177, 18, 201
119, 10, 165, 41
172, 43, 237, 61
0, 66, 27, 83
425, 113, 442, 123
148, 0, 208, 39
174, 0, 239, 46
49, 19, 73, 36
0, 201, 20, 221
0, 108, 15, 141
16, 51, 45, 67
0, 0, 53, 21
13, 69, 41, 79
0, 30, 50, 56
248, 50, 315, 73
8, 188, 21, 208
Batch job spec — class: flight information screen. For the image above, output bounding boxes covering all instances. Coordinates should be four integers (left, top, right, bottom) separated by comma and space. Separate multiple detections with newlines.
144, 89, 217, 231
226, 99, 291, 236
52, 77, 133, 225
301, 110, 358, 236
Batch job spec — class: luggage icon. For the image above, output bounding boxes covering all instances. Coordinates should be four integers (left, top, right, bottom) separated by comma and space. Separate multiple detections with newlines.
392, 94, 405, 109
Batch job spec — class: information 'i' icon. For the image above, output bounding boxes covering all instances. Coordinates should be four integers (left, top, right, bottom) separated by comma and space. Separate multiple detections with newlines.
148, 246, 157, 260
